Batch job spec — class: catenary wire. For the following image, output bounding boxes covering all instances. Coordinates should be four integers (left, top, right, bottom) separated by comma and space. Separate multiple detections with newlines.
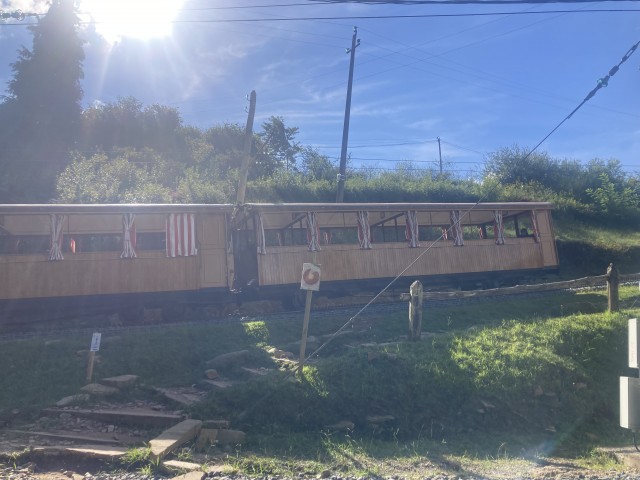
236, 39, 640, 421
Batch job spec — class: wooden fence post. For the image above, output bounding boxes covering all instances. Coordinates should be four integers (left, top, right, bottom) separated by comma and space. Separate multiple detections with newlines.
409, 280, 423, 341
606, 263, 619, 313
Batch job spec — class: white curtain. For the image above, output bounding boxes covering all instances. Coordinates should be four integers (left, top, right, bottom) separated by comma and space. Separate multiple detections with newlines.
256, 213, 267, 255
306, 212, 321, 252
530, 210, 541, 243
405, 210, 420, 248
493, 210, 505, 245
121, 213, 137, 259
166, 213, 198, 257
48, 214, 65, 261
356, 211, 372, 250
450, 210, 464, 246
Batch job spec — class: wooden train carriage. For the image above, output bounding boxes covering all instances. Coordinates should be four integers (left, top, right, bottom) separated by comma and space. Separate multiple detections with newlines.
0, 204, 234, 314
235, 202, 558, 293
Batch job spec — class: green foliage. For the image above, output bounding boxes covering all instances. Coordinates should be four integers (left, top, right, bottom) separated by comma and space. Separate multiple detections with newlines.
586, 173, 640, 220
79, 97, 188, 161
56, 149, 176, 203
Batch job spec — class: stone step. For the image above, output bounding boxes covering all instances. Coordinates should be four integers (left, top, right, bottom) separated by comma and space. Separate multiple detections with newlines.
31, 444, 128, 459
149, 419, 202, 460
41, 408, 183, 427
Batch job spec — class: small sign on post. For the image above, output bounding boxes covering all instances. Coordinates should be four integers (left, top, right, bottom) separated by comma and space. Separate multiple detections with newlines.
299, 263, 320, 374
86, 332, 101, 383
300, 263, 321, 291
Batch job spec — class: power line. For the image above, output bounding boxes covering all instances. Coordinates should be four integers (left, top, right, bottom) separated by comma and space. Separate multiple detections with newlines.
526, 39, 640, 156
3, 7, 639, 27
311, 0, 640, 3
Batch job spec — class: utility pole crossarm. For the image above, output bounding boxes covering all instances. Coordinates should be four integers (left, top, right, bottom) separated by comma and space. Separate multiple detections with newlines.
336, 26, 360, 203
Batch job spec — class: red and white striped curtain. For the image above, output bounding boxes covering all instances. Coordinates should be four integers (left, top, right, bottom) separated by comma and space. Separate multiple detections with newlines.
48, 214, 65, 261
405, 210, 420, 248
166, 213, 197, 257
256, 213, 267, 255
530, 210, 541, 243
306, 212, 321, 252
356, 211, 372, 249
493, 210, 505, 245
121, 213, 137, 259
450, 210, 464, 246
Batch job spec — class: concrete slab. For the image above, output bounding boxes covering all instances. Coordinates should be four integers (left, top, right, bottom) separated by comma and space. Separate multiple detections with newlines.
156, 388, 204, 406
603, 446, 640, 469
31, 445, 128, 459
41, 408, 183, 427
80, 383, 119, 396
55, 394, 90, 407
149, 419, 202, 459
201, 379, 236, 389
100, 375, 138, 389
196, 428, 218, 450
170, 471, 206, 480
202, 419, 230, 429
216, 429, 245, 444
163, 459, 203, 471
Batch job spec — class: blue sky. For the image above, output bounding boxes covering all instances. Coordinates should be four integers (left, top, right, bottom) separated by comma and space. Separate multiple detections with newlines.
1, 0, 639, 178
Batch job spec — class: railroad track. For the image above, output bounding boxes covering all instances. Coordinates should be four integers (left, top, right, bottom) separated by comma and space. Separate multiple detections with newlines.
2, 280, 633, 343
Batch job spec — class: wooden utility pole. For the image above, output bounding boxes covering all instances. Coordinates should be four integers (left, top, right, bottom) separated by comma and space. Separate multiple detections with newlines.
236, 90, 257, 205
409, 280, 423, 341
607, 262, 620, 313
437, 137, 443, 175
336, 27, 360, 203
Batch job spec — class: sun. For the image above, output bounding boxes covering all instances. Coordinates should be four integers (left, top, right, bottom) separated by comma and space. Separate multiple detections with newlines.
79, 0, 185, 42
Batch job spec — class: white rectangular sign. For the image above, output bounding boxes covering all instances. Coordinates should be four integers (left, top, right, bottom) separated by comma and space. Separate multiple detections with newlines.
90, 332, 102, 352
300, 263, 321, 291
629, 319, 639, 369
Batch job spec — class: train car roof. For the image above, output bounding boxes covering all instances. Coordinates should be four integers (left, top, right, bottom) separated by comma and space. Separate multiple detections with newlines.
0, 201, 554, 216
244, 202, 554, 213
0, 204, 235, 215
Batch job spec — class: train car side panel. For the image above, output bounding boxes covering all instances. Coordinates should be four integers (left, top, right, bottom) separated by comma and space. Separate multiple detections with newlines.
256, 238, 546, 286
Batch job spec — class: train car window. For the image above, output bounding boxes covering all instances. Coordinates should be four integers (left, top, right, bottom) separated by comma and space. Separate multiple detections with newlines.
328, 227, 358, 245
515, 215, 534, 237
0, 235, 49, 254
264, 230, 282, 247
418, 225, 443, 241
502, 217, 517, 238
137, 232, 166, 250
371, 225, 405, 243
63, 234, 122, 253
463, 226, 483, 239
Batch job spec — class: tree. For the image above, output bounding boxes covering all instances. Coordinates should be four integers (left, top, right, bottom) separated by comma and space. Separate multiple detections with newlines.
79, 98, 188, 161
256, 116, 301, 177
300, 146, 337, 182
0, 0, 84, 202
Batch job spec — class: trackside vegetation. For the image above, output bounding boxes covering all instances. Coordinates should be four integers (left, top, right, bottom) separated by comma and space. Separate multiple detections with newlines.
2, 286, 640, 476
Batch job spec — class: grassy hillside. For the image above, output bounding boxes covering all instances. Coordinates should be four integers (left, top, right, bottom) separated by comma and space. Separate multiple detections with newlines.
2, 285, 639, 475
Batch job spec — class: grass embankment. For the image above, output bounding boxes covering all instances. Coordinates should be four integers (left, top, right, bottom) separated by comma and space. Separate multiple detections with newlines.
554, 214, 640, 277
2, 286, 640, 476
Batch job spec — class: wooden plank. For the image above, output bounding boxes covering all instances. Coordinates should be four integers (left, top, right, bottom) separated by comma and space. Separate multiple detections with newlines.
399, 275, 609, 301
41, 408, 184, 427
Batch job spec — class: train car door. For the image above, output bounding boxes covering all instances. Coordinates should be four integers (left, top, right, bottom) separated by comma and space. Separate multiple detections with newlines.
199, 214, 231, 288
231, 214, 259, 290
